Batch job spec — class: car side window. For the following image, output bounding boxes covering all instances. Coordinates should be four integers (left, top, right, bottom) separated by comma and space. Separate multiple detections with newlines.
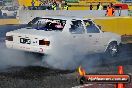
31, 19, 66, 31
83, 20, 100, 33
69, 20, 84, 34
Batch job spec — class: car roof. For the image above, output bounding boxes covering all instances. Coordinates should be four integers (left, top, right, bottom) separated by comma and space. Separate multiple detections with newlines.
37, 15, 92, 20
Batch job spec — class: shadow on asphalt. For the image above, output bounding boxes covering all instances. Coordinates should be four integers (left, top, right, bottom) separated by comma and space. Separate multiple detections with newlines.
0, 66, 75, 79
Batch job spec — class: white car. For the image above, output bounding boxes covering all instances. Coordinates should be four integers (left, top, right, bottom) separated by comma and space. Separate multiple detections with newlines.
5, 16, 121, 57
1, 6, 17, 17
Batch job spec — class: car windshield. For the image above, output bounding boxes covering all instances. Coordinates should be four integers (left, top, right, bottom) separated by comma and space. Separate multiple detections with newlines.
27, 18, 66, 31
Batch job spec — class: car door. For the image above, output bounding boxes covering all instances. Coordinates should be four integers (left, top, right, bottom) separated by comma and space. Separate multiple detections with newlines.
83, 20, 105, 53
68, 19, 94, 54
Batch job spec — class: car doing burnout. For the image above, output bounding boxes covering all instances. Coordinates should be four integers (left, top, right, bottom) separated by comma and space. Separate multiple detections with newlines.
5, 16, 121, 57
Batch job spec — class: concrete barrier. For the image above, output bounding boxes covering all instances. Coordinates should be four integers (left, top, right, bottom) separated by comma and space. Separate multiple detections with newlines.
0, 19, 19, 25
18, 10, 128, 24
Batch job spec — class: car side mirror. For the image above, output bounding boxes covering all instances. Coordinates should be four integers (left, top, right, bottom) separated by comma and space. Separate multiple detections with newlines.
97, 25, 101, 29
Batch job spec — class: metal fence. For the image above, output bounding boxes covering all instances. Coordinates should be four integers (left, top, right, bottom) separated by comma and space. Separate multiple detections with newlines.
128, 10, 132, 16
122, 0, 132, 3
18, 10, 128, 24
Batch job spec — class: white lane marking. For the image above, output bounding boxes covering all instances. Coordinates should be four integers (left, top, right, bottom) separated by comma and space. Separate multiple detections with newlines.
72, 84, 93, 88
72, 84, 114, 88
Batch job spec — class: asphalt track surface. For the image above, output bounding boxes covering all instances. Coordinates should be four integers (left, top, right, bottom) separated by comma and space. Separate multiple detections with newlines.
0, 25, 132, 88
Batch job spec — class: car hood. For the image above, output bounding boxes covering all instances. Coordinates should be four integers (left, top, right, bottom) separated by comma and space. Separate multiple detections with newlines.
104, 32, 121, 37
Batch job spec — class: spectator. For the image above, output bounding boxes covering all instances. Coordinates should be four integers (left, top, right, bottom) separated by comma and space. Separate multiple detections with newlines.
58, 2, 62, 10
48, 1, 52, 6
23, 5, 26, 10
39, 0, 43, 6
90, 3, 93, 10
52, 2, 57, 10
98, 3, 103, 10
97, 2, 100, 10
106, 3, 115, 16
118, 7, 122, 16
45, 1, 49, 6
31, 1, 35, 7
110, 3, 113, 7
46, 1, 52, 10
63, 3, 68, 10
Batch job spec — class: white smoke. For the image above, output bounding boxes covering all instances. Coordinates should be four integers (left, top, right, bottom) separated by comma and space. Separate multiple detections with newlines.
42, 32, 102, 71
0, 42, 41, 70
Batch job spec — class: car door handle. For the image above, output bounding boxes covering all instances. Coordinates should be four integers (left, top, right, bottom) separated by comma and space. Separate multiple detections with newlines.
89, 35, 92, 37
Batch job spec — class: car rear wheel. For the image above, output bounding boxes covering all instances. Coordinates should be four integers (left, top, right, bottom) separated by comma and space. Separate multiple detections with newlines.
105, 42, 119, 57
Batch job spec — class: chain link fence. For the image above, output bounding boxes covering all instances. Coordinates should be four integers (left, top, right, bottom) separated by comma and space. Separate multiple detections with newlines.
128, 10, 132, 16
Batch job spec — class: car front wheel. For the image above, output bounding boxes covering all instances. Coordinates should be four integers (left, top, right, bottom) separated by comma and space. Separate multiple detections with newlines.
105, 42, 119, 57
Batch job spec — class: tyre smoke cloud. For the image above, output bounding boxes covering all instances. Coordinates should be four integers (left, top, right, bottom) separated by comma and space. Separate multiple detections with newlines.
0, 42, 40, 70
42, 33, 101, 71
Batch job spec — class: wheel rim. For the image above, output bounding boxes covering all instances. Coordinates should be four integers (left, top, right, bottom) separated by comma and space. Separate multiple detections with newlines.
109, 44, 118, 56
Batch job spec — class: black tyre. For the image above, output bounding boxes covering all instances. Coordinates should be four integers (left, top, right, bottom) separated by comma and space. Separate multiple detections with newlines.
3, 13, 7, 18
105, 42, 119, 57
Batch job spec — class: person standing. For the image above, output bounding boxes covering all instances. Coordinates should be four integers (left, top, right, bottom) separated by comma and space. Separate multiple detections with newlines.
31, 0, 35, 7
58, 2, 62, 10
106, 3, 115, 16
52, 2, 57, 10
63, 3, 68, 10
118, 7, 122, 16
23, 5, 26, 10
90, 3, 93, 10
97, 2, 100, 10
98, 3, 103, 10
